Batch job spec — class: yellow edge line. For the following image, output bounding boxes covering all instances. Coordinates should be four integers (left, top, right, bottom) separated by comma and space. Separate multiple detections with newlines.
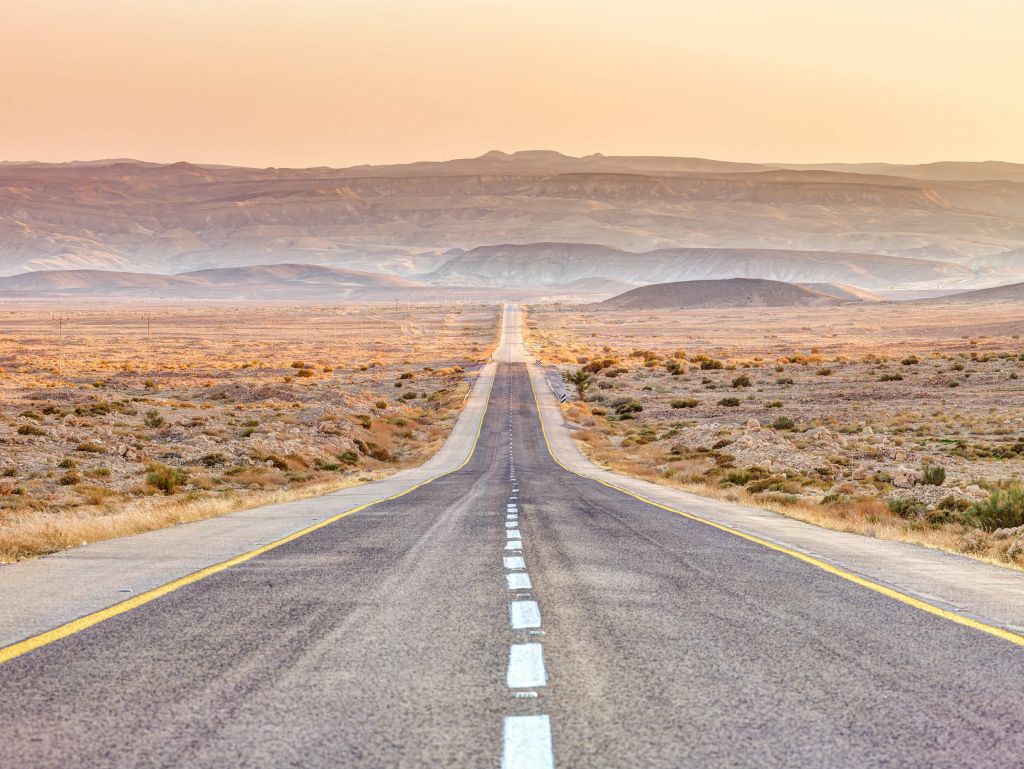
526, 361, 1024, 648
0, 365, 498, 666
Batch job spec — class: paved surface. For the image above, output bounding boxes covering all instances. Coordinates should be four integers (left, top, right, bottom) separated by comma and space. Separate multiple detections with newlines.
2, 305, 1024, 767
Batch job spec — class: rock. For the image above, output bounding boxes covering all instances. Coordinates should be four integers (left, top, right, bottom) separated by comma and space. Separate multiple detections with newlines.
894, 451, 909, 462
851, 466, 871, 480
861, 426, 874, 436
964, 484, 989, 499
0, 480, 13, 496
892, 466, 922, 488
744, 419, 761, 431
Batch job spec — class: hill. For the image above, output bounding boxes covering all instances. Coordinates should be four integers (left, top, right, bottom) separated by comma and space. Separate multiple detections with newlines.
932, 281, 1024, 303
427, 243, 972, 290
0, 264, 420, 299
599, 278, 851, 309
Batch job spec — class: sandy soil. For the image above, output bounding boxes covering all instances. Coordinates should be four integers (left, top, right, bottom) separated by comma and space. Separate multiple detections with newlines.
526, 301, 1024, 568
0, 302, 499, 560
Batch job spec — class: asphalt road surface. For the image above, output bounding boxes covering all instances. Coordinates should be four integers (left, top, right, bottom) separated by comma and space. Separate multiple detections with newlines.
2, 361, 1024, 768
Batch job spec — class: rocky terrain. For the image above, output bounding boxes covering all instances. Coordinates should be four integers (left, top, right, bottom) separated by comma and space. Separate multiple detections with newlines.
3, 151, 1024, 288
0, 303, 499, 560
527, 301, 1024, 568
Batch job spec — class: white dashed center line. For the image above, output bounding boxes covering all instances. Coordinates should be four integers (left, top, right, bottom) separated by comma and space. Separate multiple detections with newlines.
504, 556, 526, 570
502, 715, 555, 769
506, 643, 547, 689
506, 572, 532, 590
509, 600, 541, 629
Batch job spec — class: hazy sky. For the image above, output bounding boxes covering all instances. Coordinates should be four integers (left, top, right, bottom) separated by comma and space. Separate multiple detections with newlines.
3, 0, 1022, 167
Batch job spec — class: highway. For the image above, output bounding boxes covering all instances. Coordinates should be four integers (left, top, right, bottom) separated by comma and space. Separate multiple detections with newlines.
2, 306, 1024, 768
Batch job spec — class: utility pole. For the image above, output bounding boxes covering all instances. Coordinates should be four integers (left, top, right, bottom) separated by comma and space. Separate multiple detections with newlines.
53, 315, 69, 376
143, 315, 153, 372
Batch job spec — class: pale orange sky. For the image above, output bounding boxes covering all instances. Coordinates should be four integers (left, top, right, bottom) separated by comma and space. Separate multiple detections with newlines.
2, 0, 1022, 167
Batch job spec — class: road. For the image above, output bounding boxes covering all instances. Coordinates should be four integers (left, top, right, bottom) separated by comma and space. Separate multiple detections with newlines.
2, 306, 1024, 768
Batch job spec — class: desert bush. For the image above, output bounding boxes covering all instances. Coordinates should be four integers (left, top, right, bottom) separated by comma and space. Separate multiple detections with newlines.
290, 361, 306, 369
612, 398, 643, 417
966, 487, 1024, 531
399, 391, 417, 401
699, 359, 723, 370
665, 360, 684, 375
143, 409, 164, 428
901, 356, 920, 365
297, 369, 314, 378
879, 373, 903, 382
887, 497, 926, 518
725, 466, 769, 485
731, 375, 751, 388
16, 424, 47, 436
338, 450, 359, 464
717, 397, 741, 407
772, 416, 795, 430
76, 442, 105, 453
776, 377, 794, 385
146, 463, 188, 494
921, 463, 946, 486
200, 452, 227, 467
817, 368, 833, 376
57, 458, 78, 469
375, 400, 388, 409
58, 471, 81, 486
671, 398, 699, 409
565, 369, 593, 400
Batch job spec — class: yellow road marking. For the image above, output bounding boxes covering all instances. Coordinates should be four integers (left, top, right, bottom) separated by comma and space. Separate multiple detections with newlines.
526, 362, 1024, 648
0, 367, 497, 666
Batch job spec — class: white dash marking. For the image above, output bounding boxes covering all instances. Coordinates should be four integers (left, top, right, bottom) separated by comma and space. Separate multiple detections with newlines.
506, 529, 521, 540
505, 520, 518, 528
504, 540, 522, 551
506, 572, 532, 590
504, 556, 526, 570
509, 600, 541, 629
502, 715, 554, 769
506, 643, 547, 688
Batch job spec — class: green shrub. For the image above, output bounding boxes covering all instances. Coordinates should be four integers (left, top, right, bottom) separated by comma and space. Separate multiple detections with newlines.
143, 409, 164, 428
880, 373, 903, 382
671, 398, 699, 409
966, 487, 1024, 531
296, 368, 314, 378
338, 450, 359, 464
146, 463, 188, 494
901, 356, 920, 365
699, 359, 723, 370
776, 377, 794, 385
817, 368, 833, 376
76, 442, 105, 453
731, 375, 751, 388
717, 397, 741, 407
921, 464, 946, 486
200, 452, 227, 467
17, 424, 47, 436
58, 471, 81, 486
665, 360, 684, 375
375, 400, 388, 409
772, 416, 795, 430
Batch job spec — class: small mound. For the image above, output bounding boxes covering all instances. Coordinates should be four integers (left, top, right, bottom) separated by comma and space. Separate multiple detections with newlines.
600, 278, 848, 309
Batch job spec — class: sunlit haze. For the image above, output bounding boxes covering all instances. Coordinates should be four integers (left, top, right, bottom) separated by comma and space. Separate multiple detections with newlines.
3, 0, 1022, 166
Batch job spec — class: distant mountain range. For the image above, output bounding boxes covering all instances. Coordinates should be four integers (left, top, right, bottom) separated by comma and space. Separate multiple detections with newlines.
2, 150, 1023, 292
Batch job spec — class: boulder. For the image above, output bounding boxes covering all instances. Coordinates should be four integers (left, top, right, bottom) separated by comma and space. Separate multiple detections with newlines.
892, 466, 922, 488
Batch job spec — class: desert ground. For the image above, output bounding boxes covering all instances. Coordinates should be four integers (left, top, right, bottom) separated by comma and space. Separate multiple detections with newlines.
526, 301, 1024, 568
0, 302, 498, 560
